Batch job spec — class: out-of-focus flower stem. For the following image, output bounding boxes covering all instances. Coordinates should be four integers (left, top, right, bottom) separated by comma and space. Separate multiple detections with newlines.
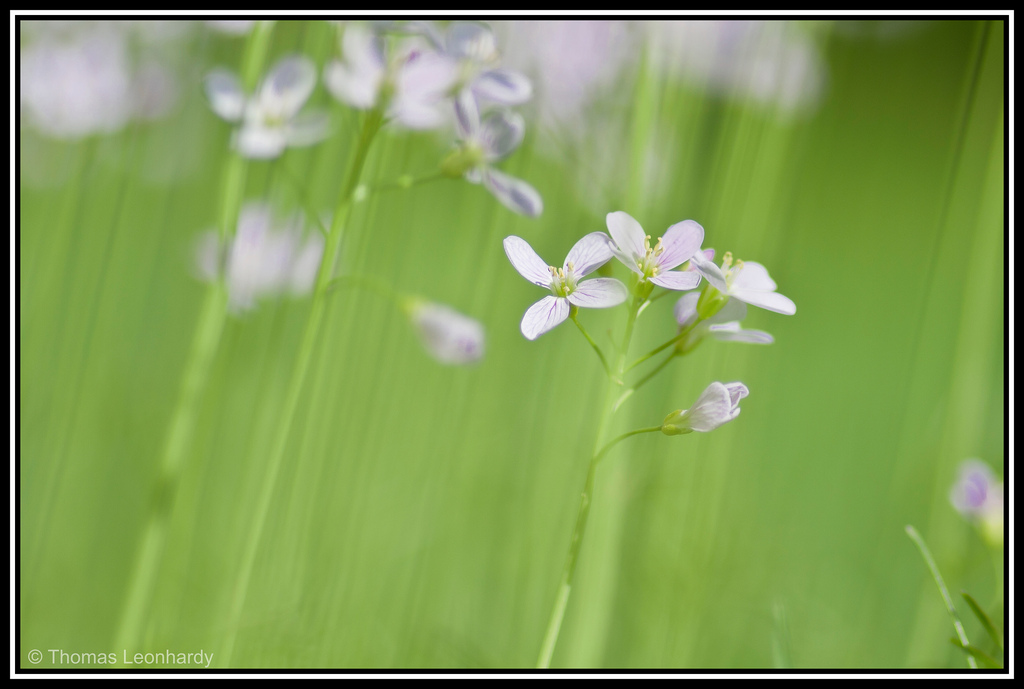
536, 292, 644, 668
222, 106, 385, 665
111, 23, 274, 660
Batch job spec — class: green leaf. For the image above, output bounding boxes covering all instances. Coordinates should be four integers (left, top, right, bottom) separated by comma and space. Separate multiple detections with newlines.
961, 591, 1003, 652
949, 638, 1001, 669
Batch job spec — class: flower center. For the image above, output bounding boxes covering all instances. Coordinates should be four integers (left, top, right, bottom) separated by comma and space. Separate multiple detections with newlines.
720, 251, 744, 289
636, 235, 665, 278
548, 262, 579, 298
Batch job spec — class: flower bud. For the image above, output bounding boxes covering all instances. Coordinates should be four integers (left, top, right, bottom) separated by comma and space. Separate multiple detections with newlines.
661, 381, 748, 435
407, 299, 485, 365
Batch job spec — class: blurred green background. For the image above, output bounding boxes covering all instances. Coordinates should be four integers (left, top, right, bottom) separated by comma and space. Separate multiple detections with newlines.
19, 19, 1005, 669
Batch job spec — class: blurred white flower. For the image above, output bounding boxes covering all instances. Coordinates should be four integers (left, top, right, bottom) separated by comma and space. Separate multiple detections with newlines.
20, 21, 186, 140
662, 381, 749, 435
690, 249, 796, 316
445, 95, 542, 217
194, 202, 324, 314
503, 233, 626, 340
645, 20, 826, 115
674, 291, 773, 352
323, 23, 459, 130
432, 21, 533, 107
950, 459, 1004, 548
606, 211, 704, 291
406, 300, 485, 365
205, 55, 328, 159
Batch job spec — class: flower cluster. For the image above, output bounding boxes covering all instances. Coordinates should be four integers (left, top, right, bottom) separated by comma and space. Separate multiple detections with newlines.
505, 210, 796, 435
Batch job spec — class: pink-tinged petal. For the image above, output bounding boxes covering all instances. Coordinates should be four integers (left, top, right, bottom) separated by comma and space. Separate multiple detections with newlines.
731, 261, 777, 292
503, 235, 551, 287
204, 68, 245, 121
564, 232, 613, 277
521, 295, 569, 340
473, 68, 533, 105
708, 323, 774, 345
483, 169, 543, 217
689, 250, 728, 292
235, 124, 288, 159
723, 381, 749, 406
656, 219, 705, 270
453, 88, 479, 139
409, 301, 485, 365
685, 248, 716, 271
567, 278, 627, 309
674, 292, 700, 326
730, 288, 796, 315
650, 269, 701, 291
479, 109, 525, 161
260, 56, 316, 120
606, 211, 646, 263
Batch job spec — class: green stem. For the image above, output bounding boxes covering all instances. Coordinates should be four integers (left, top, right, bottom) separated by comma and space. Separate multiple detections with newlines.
630, 351, 678, 394
627, 319, 698, 372
222, 107, 384, 666
111, 22, 275, 655
905, 525, 977, 669
370, 171, 446, 194
536, 294, 643, 668
570, 308, 612, 378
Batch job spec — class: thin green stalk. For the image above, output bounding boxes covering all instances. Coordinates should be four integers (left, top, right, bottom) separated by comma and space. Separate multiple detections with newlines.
222, 108, 384, 665
627, 325, 691, 372
630, 351, 678, 394
570, 308, 612, 378
536, 293, 644, 668
371, 171, 446, 194
905, 525, 977, 669
111, 22, 276, 654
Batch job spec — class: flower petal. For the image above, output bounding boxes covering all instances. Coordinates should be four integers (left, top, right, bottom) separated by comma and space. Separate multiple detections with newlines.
685, 382, 735, 432
567, 278, 628, 309
259, 56, 316, 120
453, 88, 480, 139
730, 288, 796, 315
521, 295, 569, 340
323, 59, 381, 110
723, 381, 750, 406
285, 109, 330, 147
731, 261, 777, 292
564, 232, 613, 277
234, 124, 288, 159
483, 169, 543, 217
606, 211, 646, 264
204, 68, 245, 121
689, 249, 728, 292
503, 235, 551, 287
473, 68, 533, 105
479, 108, 525, 161
656, 219, 705, 271
674, 292, 699, 327
650, 269, 701, 291
708, 324, 774, 344
708, 297, 747, 324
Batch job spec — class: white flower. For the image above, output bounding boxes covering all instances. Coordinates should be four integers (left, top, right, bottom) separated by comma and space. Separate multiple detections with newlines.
406, 300, 485, 365
449, 95, 542, 217
950, 459, 1004, 547
606, 211, 704, 290
662, 382, 749, 435
504, 234, 627, 340
205, 55, 328, 159
323, 24, 459, 130
194, 202, 324, 314
689, 249, 796, 315
674, 292, 773, 351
